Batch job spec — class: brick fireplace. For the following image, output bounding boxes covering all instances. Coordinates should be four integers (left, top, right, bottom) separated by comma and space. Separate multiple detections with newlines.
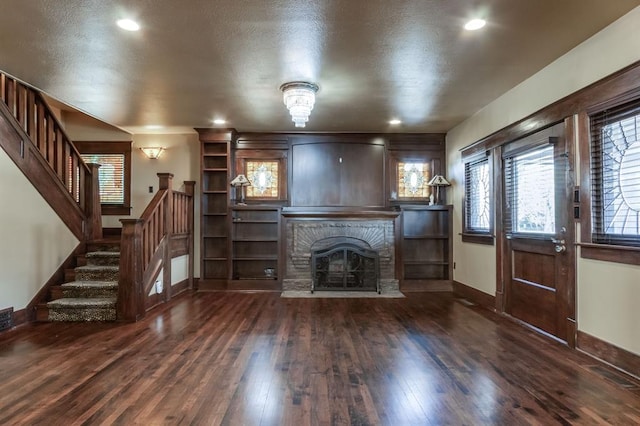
281, 210, 400, 293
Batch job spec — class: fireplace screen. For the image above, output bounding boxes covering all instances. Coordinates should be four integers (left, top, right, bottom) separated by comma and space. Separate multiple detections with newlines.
311, 243, 379, 293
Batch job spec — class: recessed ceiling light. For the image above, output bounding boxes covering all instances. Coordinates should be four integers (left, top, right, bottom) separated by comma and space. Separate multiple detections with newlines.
116, 19, 140, 31
389, 119, 402, 125
144, 125, 163, 130
464, 18, 486, 31
213, 119, 227, 125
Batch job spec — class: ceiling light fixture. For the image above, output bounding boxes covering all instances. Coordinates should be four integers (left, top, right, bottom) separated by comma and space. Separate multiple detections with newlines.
389, 119, 402, 125
464, 18, 486, 31
280, 81, 319, 128
117, 19, 140, 31
213, 119, 227, 125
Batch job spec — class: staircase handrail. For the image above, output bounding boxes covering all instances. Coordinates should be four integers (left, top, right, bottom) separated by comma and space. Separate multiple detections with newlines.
0, 71, 101, 240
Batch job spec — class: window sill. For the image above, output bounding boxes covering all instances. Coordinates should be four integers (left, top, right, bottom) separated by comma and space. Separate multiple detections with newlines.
579, 242, 640, 266
460, 232, 494, 245
101, 205, 132, 216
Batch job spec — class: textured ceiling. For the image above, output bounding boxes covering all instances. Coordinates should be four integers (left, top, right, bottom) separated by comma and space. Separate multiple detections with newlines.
1, 1, 638, 134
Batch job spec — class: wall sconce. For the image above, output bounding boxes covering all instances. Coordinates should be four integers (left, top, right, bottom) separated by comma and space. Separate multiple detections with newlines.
427, 175, 451, 205
230, 174, 251, 205
140, 147, 165, 159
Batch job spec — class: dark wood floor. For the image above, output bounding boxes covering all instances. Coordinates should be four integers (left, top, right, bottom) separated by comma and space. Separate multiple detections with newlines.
1, 292, 640, 425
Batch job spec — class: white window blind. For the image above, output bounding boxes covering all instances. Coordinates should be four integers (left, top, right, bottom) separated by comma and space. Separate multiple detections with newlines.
80, 153, 125, 204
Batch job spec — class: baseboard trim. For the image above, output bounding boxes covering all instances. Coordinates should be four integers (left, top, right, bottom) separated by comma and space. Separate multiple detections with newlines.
577, 331, 640, 380
452, 281, 496, 311
400, 280, 453, 292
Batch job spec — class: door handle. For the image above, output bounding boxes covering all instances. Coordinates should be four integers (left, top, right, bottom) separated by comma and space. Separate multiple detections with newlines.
551, 237, 566, 253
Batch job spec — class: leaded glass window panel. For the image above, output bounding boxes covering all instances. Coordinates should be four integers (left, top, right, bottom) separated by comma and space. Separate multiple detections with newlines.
398, 162, 430, 198
591, 101, 640, 245
246, 161, 279, 198
465, 157, 490, 231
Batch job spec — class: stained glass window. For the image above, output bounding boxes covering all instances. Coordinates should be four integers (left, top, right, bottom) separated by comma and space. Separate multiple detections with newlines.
246, 161, 279, 198
591, 100, 640, 246
465, 157, 491, 231
398, 162, 430, 198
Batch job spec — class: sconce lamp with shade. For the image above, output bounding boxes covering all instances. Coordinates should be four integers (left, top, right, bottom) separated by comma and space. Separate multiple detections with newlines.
230, 174, 251, 205
140, 147, 165, 159
427, 174, 451, 205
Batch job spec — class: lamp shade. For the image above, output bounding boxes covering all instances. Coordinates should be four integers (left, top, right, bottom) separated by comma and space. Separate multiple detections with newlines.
230, 174, 251, 187
427, 175, 451, 186
140, 147, 165, 159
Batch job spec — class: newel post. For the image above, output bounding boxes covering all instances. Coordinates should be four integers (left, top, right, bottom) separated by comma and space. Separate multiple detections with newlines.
184, 180, 196, 289
118, 219, 145, 321
84, 163, 103, 241
158, 173, 174, 301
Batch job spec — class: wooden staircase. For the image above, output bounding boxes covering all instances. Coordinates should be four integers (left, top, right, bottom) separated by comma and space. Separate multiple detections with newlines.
37, 236, 121, 322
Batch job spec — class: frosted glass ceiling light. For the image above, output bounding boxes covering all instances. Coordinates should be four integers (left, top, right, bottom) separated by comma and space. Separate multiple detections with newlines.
280, 82, 319, 128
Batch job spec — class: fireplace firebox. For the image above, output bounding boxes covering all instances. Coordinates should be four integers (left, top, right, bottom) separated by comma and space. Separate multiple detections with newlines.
311, 242, 380, 293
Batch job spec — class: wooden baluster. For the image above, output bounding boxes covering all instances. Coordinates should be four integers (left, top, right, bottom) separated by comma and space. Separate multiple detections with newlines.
26, 90, 36, 142
16, 83, 27, 130
71, 153, 79, 201
47, 116, 55, 167
118, 219, 145, 321
37, 99, 46, 154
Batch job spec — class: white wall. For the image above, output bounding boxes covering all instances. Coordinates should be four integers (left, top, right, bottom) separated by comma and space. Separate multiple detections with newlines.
446, 7, 640, 355
0, 148, 78, 311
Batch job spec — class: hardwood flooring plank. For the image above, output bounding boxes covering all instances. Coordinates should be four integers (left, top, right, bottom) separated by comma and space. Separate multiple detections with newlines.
2, 292, 640, 425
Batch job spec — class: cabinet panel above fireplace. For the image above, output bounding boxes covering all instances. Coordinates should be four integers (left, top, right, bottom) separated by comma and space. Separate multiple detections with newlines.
290, 142, 385, 207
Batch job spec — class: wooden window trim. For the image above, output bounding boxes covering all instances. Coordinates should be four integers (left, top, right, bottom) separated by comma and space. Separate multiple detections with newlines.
461, 150, 494, 245
578, 105, 640, 265
74, 141, 132, 215
234, 149, 288, 202
388, 152, 441, 204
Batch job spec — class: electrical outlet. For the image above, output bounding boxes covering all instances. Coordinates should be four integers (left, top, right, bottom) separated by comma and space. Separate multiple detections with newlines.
149, 186, 153, 193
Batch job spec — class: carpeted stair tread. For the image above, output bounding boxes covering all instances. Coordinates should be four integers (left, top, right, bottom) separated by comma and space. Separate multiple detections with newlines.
48, 297, 116, 308
61, 281, 118, 289
75, 265, 119, 272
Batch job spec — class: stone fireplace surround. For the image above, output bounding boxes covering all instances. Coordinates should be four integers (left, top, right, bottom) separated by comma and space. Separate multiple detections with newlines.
281, 209, 400, 293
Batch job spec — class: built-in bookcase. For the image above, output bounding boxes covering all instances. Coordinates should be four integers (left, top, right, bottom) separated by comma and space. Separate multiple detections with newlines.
399, 205, 452, 289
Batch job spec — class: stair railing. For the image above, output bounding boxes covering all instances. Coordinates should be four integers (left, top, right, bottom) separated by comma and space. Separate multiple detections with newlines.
0, 71, 101, 240
118, 173, 195, 321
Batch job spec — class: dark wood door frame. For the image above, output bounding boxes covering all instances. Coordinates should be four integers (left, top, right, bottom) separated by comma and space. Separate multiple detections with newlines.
496, 117, 577, 347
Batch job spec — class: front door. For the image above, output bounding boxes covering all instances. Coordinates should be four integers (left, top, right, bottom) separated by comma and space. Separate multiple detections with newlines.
501, 122, 575, 343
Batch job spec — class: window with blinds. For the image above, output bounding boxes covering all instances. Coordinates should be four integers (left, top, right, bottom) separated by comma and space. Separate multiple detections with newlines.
464, 156, 490, 232
80, 153, 126, 204
590, 98, 640, 246
504, 145, 555, 235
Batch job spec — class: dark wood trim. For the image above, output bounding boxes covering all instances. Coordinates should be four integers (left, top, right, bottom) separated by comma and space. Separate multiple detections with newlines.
579, 243, 640, 265
493, 147, 505, 313
461, 60, 640, 155
460, 233, 495, 245
563, 116, 578, 349
74, 141, 133, 216
25, 242, 85, 321
577, 331, 640, 380
452, 280, 496, 311
171, 279, 190, 296
12, 308, 27, 328
401, 280, 453, 292
170, 233, 190, 257
234, 149, 289, 202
